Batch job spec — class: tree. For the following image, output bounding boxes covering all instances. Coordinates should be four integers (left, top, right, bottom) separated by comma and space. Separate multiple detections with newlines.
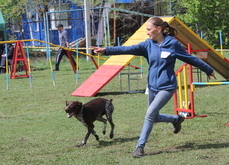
171, 0, 229, 48
0, 0, 49, 20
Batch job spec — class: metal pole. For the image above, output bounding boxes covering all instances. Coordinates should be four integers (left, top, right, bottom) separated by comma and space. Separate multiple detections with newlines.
75, 42, 79, 84
5, 44, 9, 90
113, 3, 116, 45
26, 44, 33, 88
219, 30, 223, 55
84, 0, 91, 61
103, 12, 107, 47
105, 8, 110, 47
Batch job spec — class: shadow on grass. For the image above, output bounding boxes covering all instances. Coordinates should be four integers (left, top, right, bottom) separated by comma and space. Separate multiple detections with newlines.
176, 141, 229, 150
97, 136, 139, 147
96, 92, 130, 96
146, 141, 229, 156
205, 112, 228, 116
96, 91, 145, 97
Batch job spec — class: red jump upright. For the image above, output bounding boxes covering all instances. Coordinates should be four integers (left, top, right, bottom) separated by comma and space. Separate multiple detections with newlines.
10, 40, 29, 79
173, 43, 209, 118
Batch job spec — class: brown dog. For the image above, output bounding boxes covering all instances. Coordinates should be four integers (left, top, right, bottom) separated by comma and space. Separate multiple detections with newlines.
65, 98, 115, 147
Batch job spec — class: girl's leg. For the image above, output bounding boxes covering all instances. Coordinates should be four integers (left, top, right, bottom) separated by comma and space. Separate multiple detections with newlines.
137, 89, 176, 147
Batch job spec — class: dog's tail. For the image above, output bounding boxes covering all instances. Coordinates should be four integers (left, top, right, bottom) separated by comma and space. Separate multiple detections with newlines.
108, 99, 113, 106
105, 99, 114, 112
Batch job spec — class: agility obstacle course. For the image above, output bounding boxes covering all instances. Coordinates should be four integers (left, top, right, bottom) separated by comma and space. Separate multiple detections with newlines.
1, 16, 228, 124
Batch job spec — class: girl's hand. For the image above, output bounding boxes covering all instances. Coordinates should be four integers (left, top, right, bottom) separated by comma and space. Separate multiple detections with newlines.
208, 72, 217, 80
92, 47, 106, 54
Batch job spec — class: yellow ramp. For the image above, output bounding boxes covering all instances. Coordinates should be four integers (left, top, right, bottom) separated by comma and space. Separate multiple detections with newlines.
107, 16, 229, 79
103, 20, 149, 66
164, 16, 229, 79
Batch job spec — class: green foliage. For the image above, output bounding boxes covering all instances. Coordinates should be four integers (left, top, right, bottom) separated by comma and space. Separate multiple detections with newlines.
0, 0, 116, 19
172, 0, 229, 48
0, 0, 50, 20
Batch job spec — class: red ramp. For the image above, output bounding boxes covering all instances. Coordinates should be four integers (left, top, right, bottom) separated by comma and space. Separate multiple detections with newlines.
71, 65, 124, 97
71, 55, 136, 97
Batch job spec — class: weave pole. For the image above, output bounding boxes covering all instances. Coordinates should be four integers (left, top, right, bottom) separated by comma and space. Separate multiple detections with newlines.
219, 31, 223, 55
26, 44, 33, 88
97, 39, 101, 68
4, 43, 9, 90
75, 42, 79, 84
47, 44, 56, 86
140, 56, 143, 78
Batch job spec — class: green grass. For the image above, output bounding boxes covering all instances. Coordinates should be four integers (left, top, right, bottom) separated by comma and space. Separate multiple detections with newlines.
0, 55, 228, 165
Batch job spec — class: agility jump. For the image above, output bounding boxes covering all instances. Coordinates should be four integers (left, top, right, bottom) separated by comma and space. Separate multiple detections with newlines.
0, 39, 105, 89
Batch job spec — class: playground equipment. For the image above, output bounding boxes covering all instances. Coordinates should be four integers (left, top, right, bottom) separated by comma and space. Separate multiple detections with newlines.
117, 37, 144, 93
192, 82, 229, 85
174, 43, 210, 118
26, 44, 32, 88
71, 19, 148, 97
0, 39, 104, 90
118, 56, 143, 93
174, 63, 195, 118
0, 40, 54, 89
72, 16, 229, 97
4, 43, 9, 90
71, 54, 136, 97
0, 40, 30, 79
119, 65, 143, 93
219, 31, 224, 56
10, 40, 29, 79
169, 17, 229, 79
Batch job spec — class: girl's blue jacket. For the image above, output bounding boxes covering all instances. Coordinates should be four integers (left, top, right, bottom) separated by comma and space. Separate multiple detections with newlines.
106, 35, 213, 91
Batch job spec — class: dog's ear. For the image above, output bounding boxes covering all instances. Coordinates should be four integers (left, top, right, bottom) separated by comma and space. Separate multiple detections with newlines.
66, 100, 69, 106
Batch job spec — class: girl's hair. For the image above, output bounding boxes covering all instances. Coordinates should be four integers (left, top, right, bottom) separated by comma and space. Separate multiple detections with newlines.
148, 17, 178, 36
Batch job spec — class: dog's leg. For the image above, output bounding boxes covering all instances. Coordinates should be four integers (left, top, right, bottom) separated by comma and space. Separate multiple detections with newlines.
96, 116, 107, 135
77, 126, 94, 147
91, 129, 99, 141
105, 100, 115, 139
107, 117, 115, 139
77, 130, 91, 147
101, 118, 107, 135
